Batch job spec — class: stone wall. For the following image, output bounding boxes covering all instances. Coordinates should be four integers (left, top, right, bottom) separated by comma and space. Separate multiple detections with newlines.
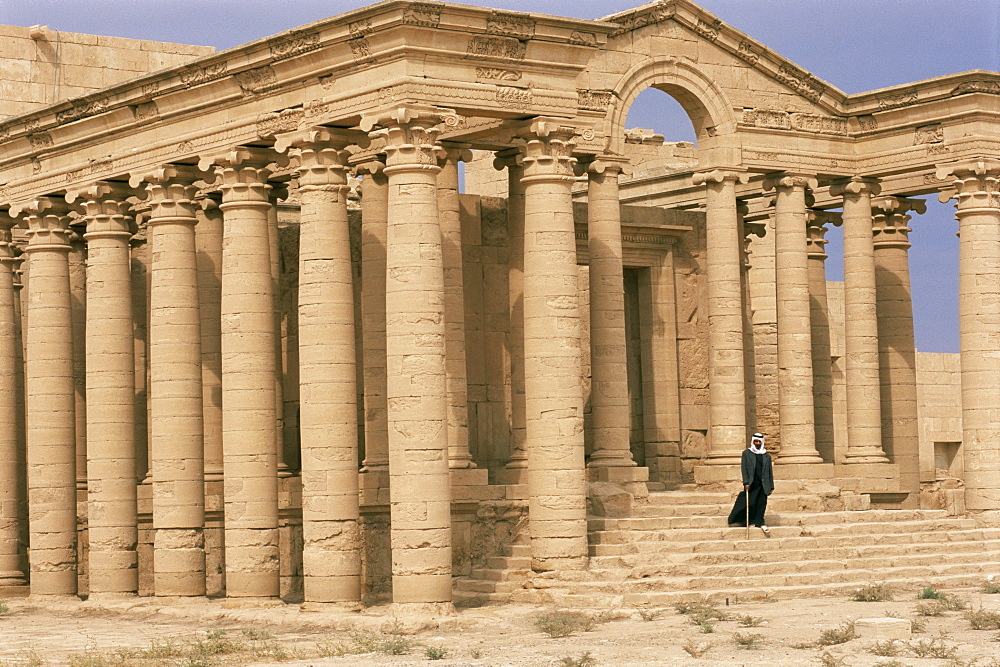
0, 24, 212, 120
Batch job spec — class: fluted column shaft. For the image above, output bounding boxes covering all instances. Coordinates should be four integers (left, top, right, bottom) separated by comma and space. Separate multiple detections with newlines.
281, 129, 363, 603
587, 160, 636, 469
806, 211, 839, 463
519, 124, 588, 572
22, 198, 77, 595
367, 112, 452, 604
78, 185, 138, 596
766, 175, 822, 462
359, 164, 389, 477
939, 161, 1000, 510
696, 169, 749, 464
497, 151, 528, 475
212, 151, 281, 598
873, 196, 922, 501
832, 177, 887, 463
439, 149, 474, 468
139, 168, 206, 596
0, 212, 27, 587
196, 198, 224, 482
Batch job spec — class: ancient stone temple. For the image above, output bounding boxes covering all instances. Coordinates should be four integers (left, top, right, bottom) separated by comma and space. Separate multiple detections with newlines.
1, 1, 999, 604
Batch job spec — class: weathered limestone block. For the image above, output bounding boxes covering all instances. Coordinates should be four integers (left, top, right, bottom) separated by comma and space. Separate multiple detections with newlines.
854, 617, 911, 641
588, 481, 632, 517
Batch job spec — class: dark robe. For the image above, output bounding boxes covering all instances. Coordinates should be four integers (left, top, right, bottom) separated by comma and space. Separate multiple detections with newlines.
728, 448, 774, 527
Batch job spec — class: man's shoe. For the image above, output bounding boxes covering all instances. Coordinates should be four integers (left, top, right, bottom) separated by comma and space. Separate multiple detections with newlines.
760, 525, 770, 536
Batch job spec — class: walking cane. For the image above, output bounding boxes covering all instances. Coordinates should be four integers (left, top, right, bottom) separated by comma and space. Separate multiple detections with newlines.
745, 486, 750, 540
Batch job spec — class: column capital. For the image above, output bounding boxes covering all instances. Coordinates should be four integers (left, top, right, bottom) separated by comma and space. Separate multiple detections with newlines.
0, 207, 17, 232
829, 175, 881, 198
0, 209, 18, 262
762, 172, 818, 192
510, 118, 589, 182
936, 159, 1000, 208
201, 147, 283, 206
492, 147, 523, 171
132, 166, 204, 220
579, 155, 631, 178
872, 196, 924, 248
15, 196, 74, 251
805, 210, 840, 259
692, 168, 748, 187
273, 126, 369, 155
66, 181, 135, 238
439, 143, 474, 166
355, 159, 386, 176
361, 104, 453, 171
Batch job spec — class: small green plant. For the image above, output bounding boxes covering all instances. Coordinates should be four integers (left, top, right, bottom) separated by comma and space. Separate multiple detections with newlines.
917, 600, 946, 616
965, 607, 1000, 630
534, 610, 595, 638
240, 628, 274, 641
982, 579, 1000, 594
910, 616, 927, 633
918, 586, 942, 599
681, 640, 711, 658
637, 608, 663, 621
558, 652, 596, 667
0, 600, 8, 615
736, 614, 764, 627
874, 661, 906, 667
869, 640, 901, 656
470, 648, 483, 658
853, 582, 894, 602
909, 637, 958, 659
733, 632, 762, 650
425, 645, 447, 660
818, 621, 856, 646
698, 620, 714, 633
820, 652, 846, 667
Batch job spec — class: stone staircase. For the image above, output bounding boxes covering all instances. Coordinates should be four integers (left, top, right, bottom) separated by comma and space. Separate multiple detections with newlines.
454, 485, 1000, 607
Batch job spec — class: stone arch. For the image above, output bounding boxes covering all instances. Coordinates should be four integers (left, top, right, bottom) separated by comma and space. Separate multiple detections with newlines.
606, 56, 740, 165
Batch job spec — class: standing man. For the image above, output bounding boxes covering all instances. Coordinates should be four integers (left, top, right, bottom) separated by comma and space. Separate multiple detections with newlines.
728, 433, 774, 535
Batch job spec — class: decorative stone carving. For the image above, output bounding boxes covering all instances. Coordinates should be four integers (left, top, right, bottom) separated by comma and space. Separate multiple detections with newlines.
609, 1, 676, 37
28, 133, 53, 149
877, 89, 918, 110
255, 108, 305, 138
402, 3, 441, 27
349, 19, 372, 38
742, 109, 847, 136
495, 86, 532, 109
914, 123, 943, 145
569, 31, 598, 47
349, 37, 375, 63
269, 30, 320, 59
476, 67, 521, 81
694, 17, 722, 41
577, 89, 614, 112
234, 66, 277, 96
56, 96, 111, 124
466, 35, 526, 61
736, 40, 760, 65
776, 63, 825, 102
951, 80, 1000, 96
855, 115, 878, 132
180, 62, 228, 87
130, 101, 159, 121
486, 10, 535, 39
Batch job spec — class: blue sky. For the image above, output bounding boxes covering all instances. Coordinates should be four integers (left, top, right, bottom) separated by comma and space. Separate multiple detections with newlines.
2, 0, 997, 352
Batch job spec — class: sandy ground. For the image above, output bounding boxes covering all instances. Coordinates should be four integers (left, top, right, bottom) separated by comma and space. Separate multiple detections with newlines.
2, 587, 1000, 666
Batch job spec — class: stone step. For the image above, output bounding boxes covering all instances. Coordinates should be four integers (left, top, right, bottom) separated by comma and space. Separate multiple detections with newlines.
589, 514, 975, 534
485, 555, 531, 570
469, 567, 531, 582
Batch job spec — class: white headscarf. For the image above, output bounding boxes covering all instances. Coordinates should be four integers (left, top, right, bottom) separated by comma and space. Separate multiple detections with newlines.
749, 432, 766, 454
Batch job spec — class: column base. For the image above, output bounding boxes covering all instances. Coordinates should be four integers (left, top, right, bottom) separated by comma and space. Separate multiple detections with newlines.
776, 454, 825, 464
703, 454, 744, 466
0, 584, 30, 598
844, 454, 890, 464
300, 600, 364, 613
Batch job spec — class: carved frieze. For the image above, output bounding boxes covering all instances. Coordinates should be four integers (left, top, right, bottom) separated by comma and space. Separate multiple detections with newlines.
577, 89, 614, 112
951, 80, 1000, 96
742, 108, 847, 136
855, 115, 878, 132
914, 123, 943, 145
0, 126, 9, 142
270, 30, 320, 59
486, 11, 535, 39
694, 18, 722, 41
89, 156, 114, 174
348, 19, 372, 38
775, 63, 824, 102
877, 89, 918, 110
56, 96, 111, 124
31, 159, 42, 175
742, 108, 790, 130
569, 31, 598, 47
318, 74, 336, 90
475, 67, 522, 82
256, 108, 305, 138
141, 82, 159, 98
131, 101, 159, 121
180, 62, 228, 88
402, 3, 441, 27
28, 133, 53, 149
736, 40, 759, 65
349, 38, 375, 63
496, 86, 532, 109
466, 35, 526, 61
234, 66, 277, 96
609, 1, 676, 37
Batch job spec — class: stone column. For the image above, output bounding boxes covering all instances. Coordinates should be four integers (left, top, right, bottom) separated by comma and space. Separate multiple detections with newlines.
872, 196, 923, 502
72, 183, 138, 596
362, 107, 452, 603
763, 175, 823, 463
132, 166, 207, 596
831, 177, 887, 463
740, 211, 764, 437
439, 147, 475, 469
0, 210, 27, 588
18, 196, 77, 595
694, 169, 749, 464
495, 150, 528, 478
806, 210, 841, 463
276, 128, 366, 603
357, 161, 390, 490
518, 120, 588, 572
195, 196, 224, 483
937, 160, 1000, 510
203, 148, 282, 598
586, 158, 637, 470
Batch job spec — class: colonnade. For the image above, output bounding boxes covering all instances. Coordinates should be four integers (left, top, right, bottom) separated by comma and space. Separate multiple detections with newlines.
0, 111, 644, 601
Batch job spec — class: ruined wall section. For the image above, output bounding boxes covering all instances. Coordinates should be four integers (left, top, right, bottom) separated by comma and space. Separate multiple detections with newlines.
0, 24, 213, 120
